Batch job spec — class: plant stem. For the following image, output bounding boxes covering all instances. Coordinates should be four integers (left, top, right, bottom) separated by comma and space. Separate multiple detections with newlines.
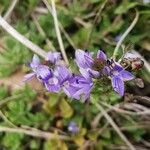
112, 10, 139, 61
3, 0, 18, 20
92, 100, 136, 150
49, 0, 69, 65
0, 16, 47, 59
0, 126, 71, 141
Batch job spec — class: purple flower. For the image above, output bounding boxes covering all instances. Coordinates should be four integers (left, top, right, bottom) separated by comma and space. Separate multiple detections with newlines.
44, 75, 60, 92
45, 65, 72, 93
110, 61, 135, 96
64, 75, 93, 101
68, 121, 79, 133
54, 65, 72, 86
75, 49, 109, 79
46, 51, 61, 64
24, 55, 52, 82
54, 65, 93, 101
75, 49, 94, 69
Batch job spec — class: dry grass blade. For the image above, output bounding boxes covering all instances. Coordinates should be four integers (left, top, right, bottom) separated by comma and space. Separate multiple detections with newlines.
94, 102, 136, 150
85, 0, 108, 49
31, 14, 56, 51
101, 102, 150, 115
43, 0, 69, 65
0, 126, 71, 141
3, 0, 19, 21
35, 4, 76, 50
0, 16, 47, 59
113, 10, 139, 61
0, 111, 17, 127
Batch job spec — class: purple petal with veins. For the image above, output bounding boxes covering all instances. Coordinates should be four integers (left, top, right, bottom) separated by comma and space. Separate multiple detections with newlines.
75, 49, 94, 69
119, 70, 135, 81
36, 65, 53, 81
97, 50, 107, 61
54, 65, 72, 85
112, 75, 124, 96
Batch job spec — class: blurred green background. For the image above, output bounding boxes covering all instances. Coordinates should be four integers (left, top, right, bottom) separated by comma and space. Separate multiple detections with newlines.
0, 0, 150, 150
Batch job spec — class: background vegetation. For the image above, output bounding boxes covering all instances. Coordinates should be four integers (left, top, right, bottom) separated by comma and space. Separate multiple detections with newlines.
0, 0, 150, 149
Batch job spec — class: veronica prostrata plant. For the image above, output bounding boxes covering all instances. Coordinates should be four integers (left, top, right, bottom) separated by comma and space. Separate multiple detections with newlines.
25, 49, 137, 101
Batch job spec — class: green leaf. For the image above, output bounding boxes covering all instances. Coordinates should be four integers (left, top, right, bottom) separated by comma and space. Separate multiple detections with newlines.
47, 93, 60, 107
2, 133, 24, 150
0, 85, 8, 99
115, 2, 139, 14
60, 99, 73, 118
101, 130, 111, 139
87, 130, 99, 140
44, 139, 68, 150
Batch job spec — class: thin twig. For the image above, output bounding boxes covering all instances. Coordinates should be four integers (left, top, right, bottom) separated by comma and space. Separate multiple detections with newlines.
0, 126, 71, 141
31, 14, 56, 51
43, 0, 69, 65
0, 111, 17, 127
34, 7, 48, 14
0, 16, 47, 59
40, 2, 75, 50
59, 24, 76, 50
84, 0, 107, 49
94, 102, 136, 150
3, 0, 19, 21
112, 10, 139, 61
100, 102, 150, 115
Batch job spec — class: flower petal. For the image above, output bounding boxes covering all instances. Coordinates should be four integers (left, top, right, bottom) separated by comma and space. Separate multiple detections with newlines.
75, 49, 93, 69
30, 54, 40, 68
36, 65, 52, 81
102, 66, 110, 76
63, 75, 93, 101
97, 50, 107, 61
23, 73, 35, 81
46, 52, 61, 64
55, 65, 71, 85
112, 63, 123, 72
44, 78, 60, 92
119, 70, 135, 81
68, 122, 79, 133
112, 76, 124, 96
79, 68, 99, 79
79, 68, 90, 79
63, 85, 79, 98
89, 69, 100, 78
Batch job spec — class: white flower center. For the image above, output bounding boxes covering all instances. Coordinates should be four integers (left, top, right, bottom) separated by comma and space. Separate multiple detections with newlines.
113, 71, 119, 75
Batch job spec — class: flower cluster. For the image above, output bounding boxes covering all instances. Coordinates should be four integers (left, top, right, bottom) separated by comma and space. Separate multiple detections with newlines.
25, 50, 135, 101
